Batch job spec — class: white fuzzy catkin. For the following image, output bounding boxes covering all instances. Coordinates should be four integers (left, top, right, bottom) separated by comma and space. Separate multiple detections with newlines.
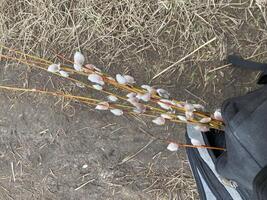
190, 138, 202, 146
116, 74, 127, 84
156, 88, 170, 99
157, 102, 171, 110
47, 64, 60, 73
84, 64, 94, 70
194, 125, 209, 132
128, 98, 139, 105
157, 99, 172, 110
184, 103, 195, 112
95, 102, 109, 110
193, 104, 205, 110
171, 101, 184, 108
177, 115, 187, 122
152, 117, 165, 125
126, 92, 136, 98
74, 51, 85, 66
133, 109, 141, 114
88, 74, 104, 85
92, 84, 103, 90
110, 109, 123, 116
59, 70, 69, 77
185, 111, 194, 120
141, 85, 156, 94
167, 143, 179, 152
199, 117, 211, 123
108, 95, 118, 102
73, 63, 82, 71
136, 93, 142, 99
133, 103, 146, 113
161, 113, 173, 119
141, 85, 150, 90
214, 109, 223, 121
127, 96, 139, 105
160, 99, 173, 104
124, 75, 135, 84
140, 93, 151, 102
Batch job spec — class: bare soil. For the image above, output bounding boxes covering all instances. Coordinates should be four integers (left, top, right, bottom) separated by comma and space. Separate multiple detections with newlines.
0, 49, 258, 200
0, 66, 198, 200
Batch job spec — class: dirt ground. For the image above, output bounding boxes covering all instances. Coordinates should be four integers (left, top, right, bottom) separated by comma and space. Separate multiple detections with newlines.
0, 55, 258, 200
0, 1, 267, 200
0, 66, 198, 200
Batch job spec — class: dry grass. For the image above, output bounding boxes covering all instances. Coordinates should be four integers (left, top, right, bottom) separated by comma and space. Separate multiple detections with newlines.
1, 1, 266, 72
1, 0, 267, 199
1, 0, 266, 95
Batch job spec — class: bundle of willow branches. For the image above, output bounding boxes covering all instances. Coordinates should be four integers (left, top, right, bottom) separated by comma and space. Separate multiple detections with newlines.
0, 45, 225, 152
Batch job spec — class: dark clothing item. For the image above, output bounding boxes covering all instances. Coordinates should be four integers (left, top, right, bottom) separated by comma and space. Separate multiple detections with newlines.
253, 166, 267, 200
187, 56, 267, 199
186, 126, 248, 200
217, 55, 267, 199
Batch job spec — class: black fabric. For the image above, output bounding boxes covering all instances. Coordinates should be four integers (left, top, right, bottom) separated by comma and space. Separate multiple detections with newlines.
216, 85, 267, 194
258, 74, 267, 85
186, 128, 252, 199
197, 130, 251, 200
185, 133, 233, 200
228, 55, 267, 71
253, 166, 267, 200
205, 129, 225, 158
214, 56, 267, 199
228, 55, 267, 84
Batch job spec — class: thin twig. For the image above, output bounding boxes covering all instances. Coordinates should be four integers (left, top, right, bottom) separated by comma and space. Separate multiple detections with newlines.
74, 179, 95, 191
138, 127, 225, 151
184, 89, 207, 104
152, 37, 217, 80
118, 139, 155, 165
10, 162, 15, 182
